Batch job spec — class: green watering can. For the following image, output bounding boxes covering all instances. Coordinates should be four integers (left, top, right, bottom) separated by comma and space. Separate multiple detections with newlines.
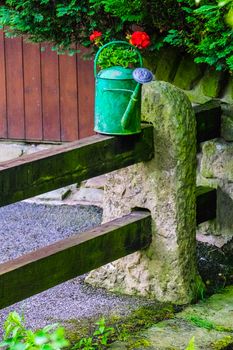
94, 41, 153, 135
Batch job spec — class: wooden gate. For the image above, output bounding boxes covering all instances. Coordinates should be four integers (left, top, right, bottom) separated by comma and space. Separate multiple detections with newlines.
0, 31, 95, 142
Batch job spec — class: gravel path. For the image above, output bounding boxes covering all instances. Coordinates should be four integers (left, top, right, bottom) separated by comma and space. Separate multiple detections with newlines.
0, 202, 152, 332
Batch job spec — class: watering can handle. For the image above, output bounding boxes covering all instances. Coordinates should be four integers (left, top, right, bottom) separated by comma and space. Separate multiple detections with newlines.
94, 41, 143, 77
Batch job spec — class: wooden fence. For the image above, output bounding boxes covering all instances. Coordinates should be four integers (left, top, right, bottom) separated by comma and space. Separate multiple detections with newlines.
0, 31, 95, 142
0, 125, 154, 308
0, 123, 217, 309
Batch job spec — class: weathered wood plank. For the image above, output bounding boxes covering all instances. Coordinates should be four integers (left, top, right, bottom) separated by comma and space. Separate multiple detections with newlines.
5, 37, 25, 139
0, 31, 7, 138
59, 52, 79, 141
23, 42, 43, 141
0, 125, 154, 207
77, 48, 95, 139
41, 44, 60, 141
0, 211, 151, 309
196, 186, 217, 224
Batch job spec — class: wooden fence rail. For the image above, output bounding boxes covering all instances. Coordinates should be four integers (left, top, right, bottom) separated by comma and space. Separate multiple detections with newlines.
0, 211, 152, 309
0, 124, 154, 207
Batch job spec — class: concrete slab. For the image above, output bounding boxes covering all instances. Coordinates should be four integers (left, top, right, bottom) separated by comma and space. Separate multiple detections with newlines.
0, 143, 24, 162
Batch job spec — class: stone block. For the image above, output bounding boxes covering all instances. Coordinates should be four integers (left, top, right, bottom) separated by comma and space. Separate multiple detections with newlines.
86, 81, 202, 304
155, 47, 181, 82
221, 102, 233, 117
173, 54, 202, 90
201, 68, 224, 98
194, 100, 221, 145
217, 184, 233, 236
143, 51, 160, 74
200, 139, 233, 181
221, 114, 233, 141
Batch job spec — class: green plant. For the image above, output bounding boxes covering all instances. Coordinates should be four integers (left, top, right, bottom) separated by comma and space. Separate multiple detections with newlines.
97, 46, 140, 69
72, 318, 114, 350
90, 0, 144, 23
0, 311, 69, 350
185, 336, 195, 350
91, 31, 150, 69
0, 312, 115, 350
0, 0, 124, 54
163, 0, 233, 72
0, 0, 232, 73
186, 315, 233, 332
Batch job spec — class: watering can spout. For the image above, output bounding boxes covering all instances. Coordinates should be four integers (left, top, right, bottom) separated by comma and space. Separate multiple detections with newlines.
121, 68, 153, 130
121, 83, 140, 129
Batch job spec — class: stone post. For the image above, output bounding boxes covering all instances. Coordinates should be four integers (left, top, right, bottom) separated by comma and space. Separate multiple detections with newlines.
86, 81, 202, 304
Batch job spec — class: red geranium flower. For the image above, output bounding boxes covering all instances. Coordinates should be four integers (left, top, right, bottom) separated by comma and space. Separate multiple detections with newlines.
129, 31, 151, 49
90, 31, 102, 42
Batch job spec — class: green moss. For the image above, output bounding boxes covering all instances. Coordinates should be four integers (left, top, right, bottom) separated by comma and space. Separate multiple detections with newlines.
202, 142, 217, 157
62, 303, 175, 347
128, 337, 152, 349
211, 336, 233, 350
185, 315, 233, 333
62, 317, 100, 344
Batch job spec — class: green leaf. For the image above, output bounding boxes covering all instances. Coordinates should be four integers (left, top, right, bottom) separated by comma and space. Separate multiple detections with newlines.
185, 336, 195, 350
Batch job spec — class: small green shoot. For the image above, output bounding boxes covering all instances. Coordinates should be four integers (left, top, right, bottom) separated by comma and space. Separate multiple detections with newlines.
72, 318, 114, 350
185, 336, 196, 350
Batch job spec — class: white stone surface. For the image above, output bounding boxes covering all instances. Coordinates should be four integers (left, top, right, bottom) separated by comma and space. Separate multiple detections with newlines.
84, 175, 107, 189
0, 143, 24, 162
69, 188, 104, 205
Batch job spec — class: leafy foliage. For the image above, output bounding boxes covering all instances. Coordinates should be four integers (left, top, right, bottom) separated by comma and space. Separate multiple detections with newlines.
0, 311, 69, 350
0, 0, 232, 72
0, 0, 124, 53
186, 314, 233, 332
90, 0, 144, 23
163, 0, 233, 71
71, 318, 114, 350
0, 312, 114, 350
97, 46, 140, 69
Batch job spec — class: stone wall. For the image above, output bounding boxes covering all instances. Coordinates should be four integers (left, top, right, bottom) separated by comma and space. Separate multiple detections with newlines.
144, 48, 232, 105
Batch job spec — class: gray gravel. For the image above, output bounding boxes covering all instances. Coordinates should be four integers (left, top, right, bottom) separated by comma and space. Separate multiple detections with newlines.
0, 202, 153, 332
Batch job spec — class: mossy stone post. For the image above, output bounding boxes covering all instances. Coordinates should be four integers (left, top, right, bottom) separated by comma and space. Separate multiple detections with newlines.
86, 81, 202, 304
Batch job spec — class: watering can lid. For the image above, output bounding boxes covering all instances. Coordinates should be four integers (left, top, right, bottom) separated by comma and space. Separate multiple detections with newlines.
97, 66, 133, 80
